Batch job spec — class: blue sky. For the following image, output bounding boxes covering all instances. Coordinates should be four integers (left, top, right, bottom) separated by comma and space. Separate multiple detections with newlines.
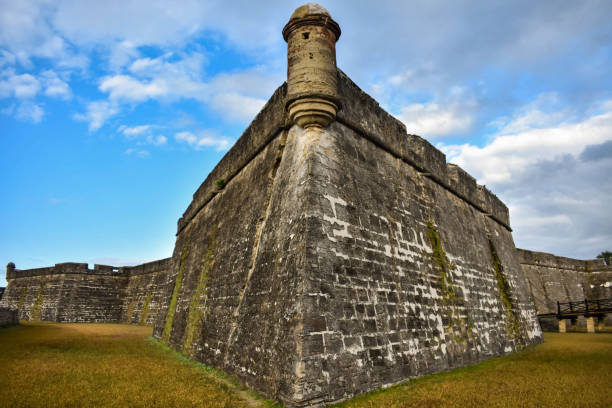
1, 0, 611, 285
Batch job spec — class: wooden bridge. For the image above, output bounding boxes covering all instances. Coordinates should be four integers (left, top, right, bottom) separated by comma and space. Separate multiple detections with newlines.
537, 297, 612, 333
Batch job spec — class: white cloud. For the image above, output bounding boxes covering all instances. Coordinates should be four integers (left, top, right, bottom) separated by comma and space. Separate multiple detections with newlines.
0, 0, 86, 68
211, 93, 266, 123
41, 70, 71, 99
439, 99, 612, 259
396, 87, 477, 138
118, 124, 166, 146
99, 52, 209, 103
150, 134, 167, 145
97, 55, 277, 125
99, 74, 166, 102
53, 0, 210, 47
15, 101, 44, 122
124, 148, 149, 158
74, 100, 119, 131
398, 102, 473, 138
175, 130, 231, 151
442, 106, 612, 185
175, 131, 196, 144
119, 124, 150, 136
0, 70, 41, 98
108, 41, 140, 71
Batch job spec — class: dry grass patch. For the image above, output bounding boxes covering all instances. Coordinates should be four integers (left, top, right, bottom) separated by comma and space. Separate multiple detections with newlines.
334, 332, 612, 408
0, 322, 277, 408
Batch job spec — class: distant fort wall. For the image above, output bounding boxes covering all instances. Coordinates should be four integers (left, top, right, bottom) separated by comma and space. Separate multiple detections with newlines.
0, 258, 171, 325
518, 249, 612, 329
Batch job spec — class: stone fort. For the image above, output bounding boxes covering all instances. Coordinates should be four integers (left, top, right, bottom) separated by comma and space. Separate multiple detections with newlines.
1, 4, 611, 407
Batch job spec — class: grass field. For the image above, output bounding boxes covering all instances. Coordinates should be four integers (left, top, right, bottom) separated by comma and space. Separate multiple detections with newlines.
0, 323, 611, 408
0, 322, 277, 408
334, 332, 612, 408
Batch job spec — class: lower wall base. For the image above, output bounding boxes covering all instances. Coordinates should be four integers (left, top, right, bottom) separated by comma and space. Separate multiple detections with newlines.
0, 307, 19, 326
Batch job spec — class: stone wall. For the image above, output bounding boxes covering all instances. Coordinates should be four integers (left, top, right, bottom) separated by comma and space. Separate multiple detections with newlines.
122, 258, 172, 325
0, 287, 5, 300
518, 249, 612, 329
152, 71, 542, 407
0, 259, 171, 324
0, 307, 18, 327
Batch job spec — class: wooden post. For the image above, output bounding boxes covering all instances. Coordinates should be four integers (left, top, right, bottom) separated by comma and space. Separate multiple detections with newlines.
558, 319, 567, 333
586, 316, 596, 333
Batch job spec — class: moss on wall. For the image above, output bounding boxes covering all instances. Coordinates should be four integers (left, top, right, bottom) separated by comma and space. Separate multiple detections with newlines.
426, 222, 468, 342
489, 239, 521, 341
17, 287, 27, 311
162, 242, 190, 344
31, 281, 46, 321
138, 291, 152, 325
183, 227, 216, 354
125, 297, 136, 323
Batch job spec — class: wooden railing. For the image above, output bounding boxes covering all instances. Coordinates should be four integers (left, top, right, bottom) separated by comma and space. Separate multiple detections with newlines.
556, 298, 612, 317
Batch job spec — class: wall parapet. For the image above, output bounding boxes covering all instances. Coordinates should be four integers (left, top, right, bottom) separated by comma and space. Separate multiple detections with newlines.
335, 70, 511, 230
177, 83, 290, 235
175, 69, 512, 238
516, 248, 612, 272
6, 258, 172, 281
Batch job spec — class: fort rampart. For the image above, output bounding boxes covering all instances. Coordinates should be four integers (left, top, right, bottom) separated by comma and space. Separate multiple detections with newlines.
151, 57, 541, 404
518, 249, 612, 330
0, 259, 171, 325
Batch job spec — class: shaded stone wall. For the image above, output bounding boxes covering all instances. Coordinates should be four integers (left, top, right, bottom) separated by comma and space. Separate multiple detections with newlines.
0, 307, 18, 326
1, 259, 171, 324
122, 258, 172, 325
518, 249, 612, 329
153, 82, 305, 400
153, 72, 542, 407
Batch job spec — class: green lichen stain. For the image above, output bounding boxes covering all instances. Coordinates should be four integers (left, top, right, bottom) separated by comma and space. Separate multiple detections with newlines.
17, 287, 27, 311
31, 281, 46, 321
125, 297, 136, 323
162, 242, 190, 344
489, 239, 521, 341
138, 291, 152, 325
183, 227, 216, 354
426, 222, 468, 342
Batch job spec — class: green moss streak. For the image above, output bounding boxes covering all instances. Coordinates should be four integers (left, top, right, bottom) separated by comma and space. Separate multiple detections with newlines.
184, 228, 216, 354
17, 287, 27, 311
162, 242, 190, 344
489, 239, 521, 341
138, 291, 152, 325
125, 297, 136, 323
426, 222, 468, 342
31, 281, 46, 321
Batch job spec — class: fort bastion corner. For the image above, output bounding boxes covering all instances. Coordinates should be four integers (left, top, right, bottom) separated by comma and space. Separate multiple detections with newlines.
1, 4, 610, 407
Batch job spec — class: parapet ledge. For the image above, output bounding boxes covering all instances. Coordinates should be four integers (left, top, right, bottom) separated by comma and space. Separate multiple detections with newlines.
336, 70, 511, 230
177, 82, 290, 234
123, 258, 172, 276
174, 69, 512, 234
517, 248, 591, 271
476, 185, 510, 228
6, 259, 172, 280
585, 258, 612, 273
